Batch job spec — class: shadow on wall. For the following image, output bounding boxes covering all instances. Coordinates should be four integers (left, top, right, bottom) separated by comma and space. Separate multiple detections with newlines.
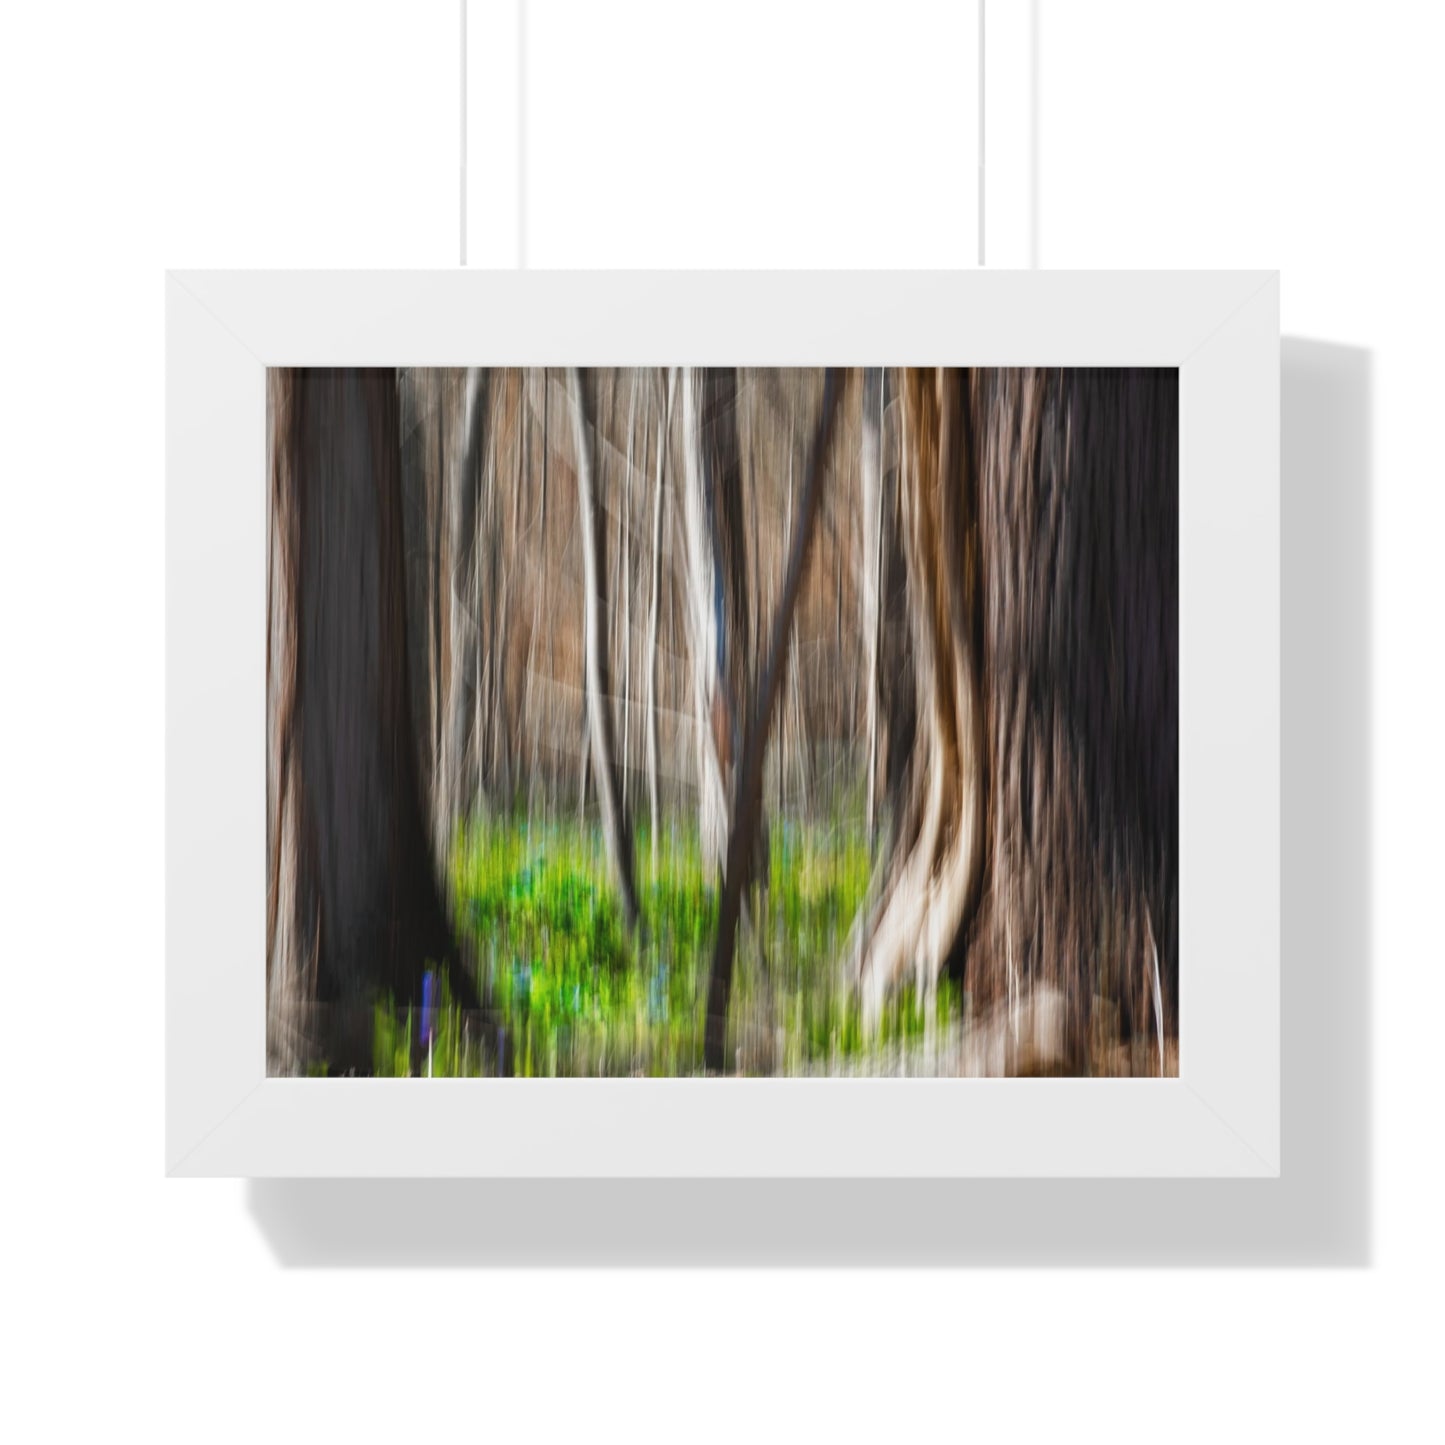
246, 340, 1371, 1266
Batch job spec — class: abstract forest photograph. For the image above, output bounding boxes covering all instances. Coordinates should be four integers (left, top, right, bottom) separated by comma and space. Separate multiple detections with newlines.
266, 365, 1178, 1078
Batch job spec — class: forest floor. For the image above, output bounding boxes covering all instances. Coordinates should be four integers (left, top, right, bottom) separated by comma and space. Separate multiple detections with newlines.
371, 811, 972, 1077
368, 813, 1176, 1079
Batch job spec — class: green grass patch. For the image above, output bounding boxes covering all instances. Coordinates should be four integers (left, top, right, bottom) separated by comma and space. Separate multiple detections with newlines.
371, 811, 962, 1076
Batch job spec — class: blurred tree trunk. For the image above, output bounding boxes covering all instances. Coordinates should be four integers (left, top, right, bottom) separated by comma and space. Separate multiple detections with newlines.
704, 370, 842, 1072
854, 368, 987, 1028
406, 366, 523, 834
568, 367, 641, 930
876, 369, 917, 845
965, 368, 1178, 1074
439, 367, 488, 848
266, 368, 480, 1075
858, 367, 885, 845
678, 366, 752, 879
646, 371, 672, 870
854, 367, 1178, 1074
619, 376, 636, 814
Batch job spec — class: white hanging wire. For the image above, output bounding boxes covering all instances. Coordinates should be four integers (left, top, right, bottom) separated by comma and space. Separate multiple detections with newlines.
462, 2, 987, 268
978, 0, 986, 266
460, 0, 468, 265
518, 0, 527, 268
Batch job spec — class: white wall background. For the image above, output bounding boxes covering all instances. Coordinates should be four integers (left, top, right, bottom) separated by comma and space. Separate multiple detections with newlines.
2, 2, 1439, 1439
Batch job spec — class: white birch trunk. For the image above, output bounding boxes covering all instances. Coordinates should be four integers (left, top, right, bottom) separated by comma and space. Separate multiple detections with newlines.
567, 367, 640, 928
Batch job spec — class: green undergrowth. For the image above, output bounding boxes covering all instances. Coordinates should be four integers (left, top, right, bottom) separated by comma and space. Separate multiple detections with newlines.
371, 811, 964, 1076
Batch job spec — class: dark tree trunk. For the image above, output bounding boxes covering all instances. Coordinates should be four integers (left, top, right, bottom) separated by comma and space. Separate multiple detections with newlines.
267, 368, 480, 1075
703, 370, 843, 1072
876, 369, 917, 843
679, 367, 758, 879
965, 367, 1179, 1074
706, 367, 753, 763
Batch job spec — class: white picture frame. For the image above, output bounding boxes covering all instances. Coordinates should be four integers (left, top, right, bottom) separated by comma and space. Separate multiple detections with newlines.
166, 270, 1279, 1177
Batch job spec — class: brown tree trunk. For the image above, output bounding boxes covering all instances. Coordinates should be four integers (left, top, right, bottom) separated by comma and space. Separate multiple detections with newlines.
852, 367, 1178, 1075
266, 368, 480, 1075
853, 368, 987, 1027
964, 367, 1178, 1074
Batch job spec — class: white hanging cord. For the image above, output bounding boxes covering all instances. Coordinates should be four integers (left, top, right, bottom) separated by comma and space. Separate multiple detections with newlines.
978, 0, 986, 266
518, 0, 528, 268
460, 0, 468, 265
465, 2, 980, 269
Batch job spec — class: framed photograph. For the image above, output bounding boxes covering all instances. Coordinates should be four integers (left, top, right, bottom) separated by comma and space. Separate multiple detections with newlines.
166, 270, 1278, 1176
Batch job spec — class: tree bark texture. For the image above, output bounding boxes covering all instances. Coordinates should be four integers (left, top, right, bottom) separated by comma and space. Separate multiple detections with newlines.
267, 368, 479, 1075
703, 370, 843, 1071
568, 368, 642, 930
855, 367, 1178, 1074
966, 367, 1178, 1074
854, 368, 987, 1027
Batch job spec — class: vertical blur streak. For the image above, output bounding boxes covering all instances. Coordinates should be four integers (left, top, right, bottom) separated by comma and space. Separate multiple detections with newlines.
267, 369, 479, 1077
704, 369, 843, 1073
853, 369, 987, 1035
568, 367, 641, 930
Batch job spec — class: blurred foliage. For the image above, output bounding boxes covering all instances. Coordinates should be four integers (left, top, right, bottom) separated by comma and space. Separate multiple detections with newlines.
370, 812, 964, 1076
